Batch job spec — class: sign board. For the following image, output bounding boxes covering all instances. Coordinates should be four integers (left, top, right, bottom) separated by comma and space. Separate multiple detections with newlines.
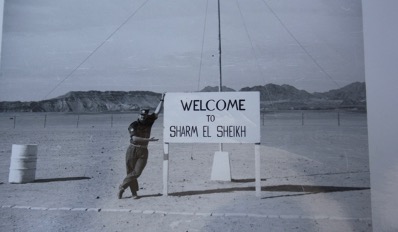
163, 92, 260, 143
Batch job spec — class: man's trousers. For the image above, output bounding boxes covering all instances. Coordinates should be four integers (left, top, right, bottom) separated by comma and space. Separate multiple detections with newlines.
121, 145, 148, 193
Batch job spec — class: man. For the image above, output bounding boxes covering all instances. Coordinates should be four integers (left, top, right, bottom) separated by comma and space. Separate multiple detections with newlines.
118, 94, 164, 199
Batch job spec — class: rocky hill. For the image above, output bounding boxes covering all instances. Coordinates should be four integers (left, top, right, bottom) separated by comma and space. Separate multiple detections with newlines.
0, 91, 162, 113
241, 84, 313, 101
200, 86, 236, 92
241, 82, 366, 110
0, 82, 366, 112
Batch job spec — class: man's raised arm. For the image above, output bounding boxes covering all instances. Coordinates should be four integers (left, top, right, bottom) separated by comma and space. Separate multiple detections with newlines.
154, 93, 165, 116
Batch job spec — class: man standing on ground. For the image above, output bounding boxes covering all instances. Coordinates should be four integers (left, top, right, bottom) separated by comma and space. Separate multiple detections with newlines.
118, 93, 165, 199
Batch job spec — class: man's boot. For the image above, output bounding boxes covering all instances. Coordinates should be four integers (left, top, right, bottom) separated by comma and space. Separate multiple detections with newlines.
117, 185, 125, 199
132, 190, 139, 199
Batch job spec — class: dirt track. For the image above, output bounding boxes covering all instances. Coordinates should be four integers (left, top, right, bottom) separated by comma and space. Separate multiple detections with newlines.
0, 112, 371, 231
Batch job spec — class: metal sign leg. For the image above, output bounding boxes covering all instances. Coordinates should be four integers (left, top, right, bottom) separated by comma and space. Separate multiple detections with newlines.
163, 143, 169, 196
255, 143, 261, 197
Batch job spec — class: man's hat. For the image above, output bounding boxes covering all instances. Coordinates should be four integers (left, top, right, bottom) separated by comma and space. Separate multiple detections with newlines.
140, 108, 149, 115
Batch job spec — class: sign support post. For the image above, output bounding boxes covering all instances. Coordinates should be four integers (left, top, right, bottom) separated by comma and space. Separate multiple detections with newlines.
163, 142, 169, 196
255, 143, 261, 197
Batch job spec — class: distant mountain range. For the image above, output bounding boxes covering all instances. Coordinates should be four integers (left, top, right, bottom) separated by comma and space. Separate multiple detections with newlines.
0, 82, 366, 112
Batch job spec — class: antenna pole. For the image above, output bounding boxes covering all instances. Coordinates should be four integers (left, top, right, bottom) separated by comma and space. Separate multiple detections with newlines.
218, 0, 222, 92
218, 0, 223, 152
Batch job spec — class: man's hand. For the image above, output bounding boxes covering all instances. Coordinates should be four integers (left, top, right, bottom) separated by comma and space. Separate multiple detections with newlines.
149, 137, 159, 142
132, 136, 159, 142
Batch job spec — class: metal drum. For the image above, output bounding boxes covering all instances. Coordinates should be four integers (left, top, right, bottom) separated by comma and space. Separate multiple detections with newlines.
9, 144, 38, 183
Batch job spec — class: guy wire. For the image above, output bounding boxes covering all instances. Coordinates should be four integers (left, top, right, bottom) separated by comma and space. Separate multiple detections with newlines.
260, 0, 341, 89
197, 0, 210, 91
235, 0, 276, 108
43, 0, 151, 100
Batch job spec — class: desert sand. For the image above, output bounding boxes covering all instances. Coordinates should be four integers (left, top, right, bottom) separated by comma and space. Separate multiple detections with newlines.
0, 111, 371, 231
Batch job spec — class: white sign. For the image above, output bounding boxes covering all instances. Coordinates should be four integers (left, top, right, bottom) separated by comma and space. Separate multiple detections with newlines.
163, 92, 260, 143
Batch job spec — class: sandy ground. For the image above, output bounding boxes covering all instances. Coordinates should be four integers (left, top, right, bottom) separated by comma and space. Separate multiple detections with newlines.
0, 112, 372, 231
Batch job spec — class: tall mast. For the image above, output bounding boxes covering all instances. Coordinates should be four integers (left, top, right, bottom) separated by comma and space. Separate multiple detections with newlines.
218, 0, 223, 151
218, 0, 222, 92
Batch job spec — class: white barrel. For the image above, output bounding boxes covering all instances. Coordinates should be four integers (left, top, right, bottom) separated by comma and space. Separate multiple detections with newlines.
9, 144, 38, 183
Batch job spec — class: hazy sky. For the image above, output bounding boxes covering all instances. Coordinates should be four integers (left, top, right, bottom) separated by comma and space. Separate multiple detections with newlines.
0, 0, 364, 101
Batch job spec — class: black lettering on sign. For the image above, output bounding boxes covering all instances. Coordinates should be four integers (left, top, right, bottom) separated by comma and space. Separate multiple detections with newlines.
216, 126, 247, 137
180, 99, 246, 111
169, 126, 199, 137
